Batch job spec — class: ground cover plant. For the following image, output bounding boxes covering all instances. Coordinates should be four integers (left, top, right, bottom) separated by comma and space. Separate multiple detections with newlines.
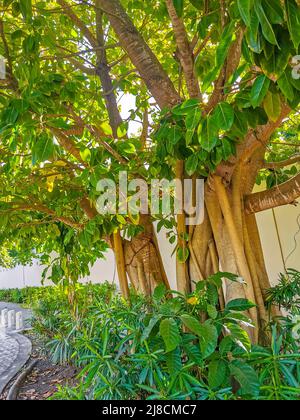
28, 273, 300, 401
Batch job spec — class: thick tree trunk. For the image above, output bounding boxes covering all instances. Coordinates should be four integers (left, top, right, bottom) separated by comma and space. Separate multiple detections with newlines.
94, 2, 292, 345
182, 175, 282, 342
122, 215, 170, 295
113, 231, 130, 301
176, 161, 190, 294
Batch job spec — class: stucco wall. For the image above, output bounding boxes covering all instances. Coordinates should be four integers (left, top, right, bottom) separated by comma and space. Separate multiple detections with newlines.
0, 204, 299, 290
256, 204, 300, 286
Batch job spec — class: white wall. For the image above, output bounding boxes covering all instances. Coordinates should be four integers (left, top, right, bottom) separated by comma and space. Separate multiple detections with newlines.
0, 204, 299, 290
257, 204, 300, 286
0, 250, 119, 290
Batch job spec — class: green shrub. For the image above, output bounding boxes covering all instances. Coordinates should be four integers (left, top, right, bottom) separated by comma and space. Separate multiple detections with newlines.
0, 285, 52, 305
31, 273, 300, 401
0, 282, 115, 307
266, 269, 300, 315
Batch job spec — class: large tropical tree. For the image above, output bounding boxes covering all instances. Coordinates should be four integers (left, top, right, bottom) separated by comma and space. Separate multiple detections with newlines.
0, 0, 300, 342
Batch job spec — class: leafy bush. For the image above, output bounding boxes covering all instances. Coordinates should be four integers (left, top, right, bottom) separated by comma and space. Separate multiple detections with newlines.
31, 273, 300, 401
266, 269, 300, 315
0, 282, 115, 306
265, 269, 300, 364
0, 287, 25, 304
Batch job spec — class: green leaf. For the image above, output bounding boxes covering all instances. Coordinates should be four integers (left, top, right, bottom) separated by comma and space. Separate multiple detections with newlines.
63, 229, 74, 246
226, 298, 256, 312
177, 246, 190, 263
250, 75, 270, 107
141, 315, 162, 342
11, 2, 21, 16
80, 148, 91, 162
118, 141, 136, 155
78, 229, 92, 247
3, 0, 14, 7
153, 283, 167, 301
226, 323, 252, 352
166, 348, 182, 374
159, 318, 181, 352
211, 146, 223, 166
198, 117, 219, 152
229, 360, 260, 397
246, 11, 262, 53
197, 11, 219, 38
170, 125, 182, 145
172, 99, 200, 116
200, 321, 219, 358
207, 304, 218, 320
117, 125, 127, 138
280, 363, 299, 388
19, 0, 32, 20
238, 0, 252, 26
186, 129, 195, 145
254, 0, 279, 47
185, 154, 199, 175
278, 71, 295, 102
231, 110, 248, 137
2, 107, 19, 125
208, 360, 227, 388
181, 316, 218, 358
211, 102, 234, 130
263, 0, 284, 24
181, 314, 203, 336
219, 336, 233, 355
216, 22, 236, 69
116, 214, 126, 225
221, 137, 236, 160
202, 22, 235, 91
285, 0, 300, 50
226, 312, 254, 328
173, 0, 184, 17
32, 135, 54, 164
188, 0, 201, 9
258, 31, 292, 79
185, 107, 201, 130
263, 91, 281, 121
185, 108, 201, 145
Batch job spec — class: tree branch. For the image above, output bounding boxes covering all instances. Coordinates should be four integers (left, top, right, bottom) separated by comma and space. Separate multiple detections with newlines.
215, 103, 291, 184
66, 56, 96, 75
165, 0, 201, 99
263, 154, 300, 169
2, 203, 84, 230
97, 0, 181, 109
86, 124, 128, 164
56, 0, 98, 48
60, 105, 128, 164
80, 197, 98, 219
245, 173, 300, 214
0, 19, 18, 89
95, 1, 123, 137
49, 127, 87, 166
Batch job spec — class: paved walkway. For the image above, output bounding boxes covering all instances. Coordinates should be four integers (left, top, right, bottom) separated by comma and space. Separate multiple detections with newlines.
0, 303, 32, 395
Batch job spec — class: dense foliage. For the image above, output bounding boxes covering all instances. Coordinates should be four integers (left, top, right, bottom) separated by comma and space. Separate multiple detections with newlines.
0, 282, 111, 305
28, 275, 300, 401
266, 268, 300, 315
0, 0, 299, 295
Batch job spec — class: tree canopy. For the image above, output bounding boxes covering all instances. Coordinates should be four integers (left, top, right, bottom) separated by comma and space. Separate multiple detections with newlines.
0, 0, 300, 338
